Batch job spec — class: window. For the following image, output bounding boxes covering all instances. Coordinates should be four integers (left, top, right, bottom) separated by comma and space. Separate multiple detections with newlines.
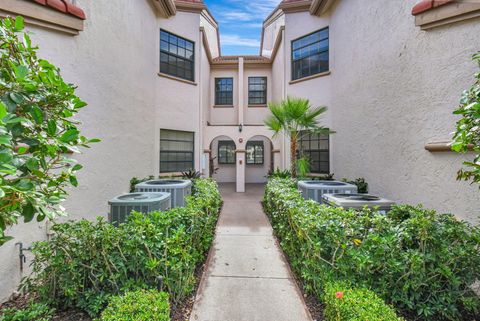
160, 29, 195, 81
215, 78, 233, 105
298, 131, 329, 173
160, 129, 194, 173
292, 27, 329, 81
248, 77, 267, 105
246, 141, 264, 165
218, 141, 236, 164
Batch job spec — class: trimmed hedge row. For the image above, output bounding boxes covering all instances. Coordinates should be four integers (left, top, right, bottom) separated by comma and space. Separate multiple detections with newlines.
24, 178, 221, 317
263, 178, 480, 320
97, 290, 170, 321
324, 282, 401, 321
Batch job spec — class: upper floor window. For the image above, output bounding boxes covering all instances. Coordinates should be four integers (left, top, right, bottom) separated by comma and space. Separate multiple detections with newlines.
292, 27, 329, 81
218, 140, 236, 164
215, 78, 233, 105
248, 77, 267, 105
160, 29, 195, 81
160, 129, 194, 173
246, 141, 264, 165
298, 131, 329, 174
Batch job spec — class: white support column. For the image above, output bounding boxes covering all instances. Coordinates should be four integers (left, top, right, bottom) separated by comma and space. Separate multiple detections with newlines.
238, 57, 244, 126
236, 150, 245, 193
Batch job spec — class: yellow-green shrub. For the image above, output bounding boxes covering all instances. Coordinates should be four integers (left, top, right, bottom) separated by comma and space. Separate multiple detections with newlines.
97, 290, 169, 321
323, 282, 402, 321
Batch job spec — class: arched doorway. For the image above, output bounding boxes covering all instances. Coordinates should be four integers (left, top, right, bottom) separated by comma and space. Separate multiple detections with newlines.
245, 135, 273, 184
209, 135, 236, 183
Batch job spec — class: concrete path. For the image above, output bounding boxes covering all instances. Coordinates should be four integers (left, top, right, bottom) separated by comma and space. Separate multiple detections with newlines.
190, 183, 311, 321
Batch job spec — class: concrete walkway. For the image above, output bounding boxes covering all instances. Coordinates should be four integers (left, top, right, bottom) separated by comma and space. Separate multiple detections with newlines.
190, 183, 311, 321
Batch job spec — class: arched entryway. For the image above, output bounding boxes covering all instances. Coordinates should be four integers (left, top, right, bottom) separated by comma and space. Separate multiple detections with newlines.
209, 135, 236, 183
245, 135, 273, 184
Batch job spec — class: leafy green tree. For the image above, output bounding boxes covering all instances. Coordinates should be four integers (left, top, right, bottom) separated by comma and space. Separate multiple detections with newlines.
264, 96, 330, 177
452, 52, 480, 187
0, 16, 98, 245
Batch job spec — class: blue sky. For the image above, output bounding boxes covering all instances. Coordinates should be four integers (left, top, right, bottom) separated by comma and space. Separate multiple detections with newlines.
204, 0, 280, 56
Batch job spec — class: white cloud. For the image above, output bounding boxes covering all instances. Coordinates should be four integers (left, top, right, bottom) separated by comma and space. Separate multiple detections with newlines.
221, 34, 261, 47
219, 11, 253, 22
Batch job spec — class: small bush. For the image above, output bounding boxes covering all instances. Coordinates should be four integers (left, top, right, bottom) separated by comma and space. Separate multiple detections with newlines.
97, 290, 170, 321
24, 178, 221, 317
129, 175, 154, 192
267, 168, 292, 179
324, 282, 401, 321
264, 178, 480, 320
341, 177, 368, 193
0, 302, 54, 321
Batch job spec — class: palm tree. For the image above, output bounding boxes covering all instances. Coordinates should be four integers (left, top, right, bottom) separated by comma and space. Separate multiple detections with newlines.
264, 97, 330, 178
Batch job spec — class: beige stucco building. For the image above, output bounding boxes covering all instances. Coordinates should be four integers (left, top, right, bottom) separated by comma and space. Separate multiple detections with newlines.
0, 0, 479, 301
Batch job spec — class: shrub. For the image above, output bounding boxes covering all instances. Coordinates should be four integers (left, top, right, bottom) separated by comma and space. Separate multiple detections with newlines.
181, 169, 201, 180
263, 178, 480, 320
451, 52, 480, 186
0, 17, 99, 245
24, 178, 221, 317
342, 177, 368, 193
97, 290, 170, 321
267, 168, 292, 179
129, 175, 154, 192
0, 302, 54, 321
323, 282, 401, 321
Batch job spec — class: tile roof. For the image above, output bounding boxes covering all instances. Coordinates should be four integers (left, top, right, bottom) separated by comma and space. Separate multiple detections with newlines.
33, 0, 86, 19
411, 0, 454, 15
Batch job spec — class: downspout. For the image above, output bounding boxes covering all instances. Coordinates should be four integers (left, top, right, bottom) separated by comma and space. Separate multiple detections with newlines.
282, 27, 288, 170
198, 28, 203, 174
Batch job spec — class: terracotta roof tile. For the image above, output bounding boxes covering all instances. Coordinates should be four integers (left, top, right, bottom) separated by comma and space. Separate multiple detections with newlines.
412, 0, 454, 15
33, 0, 86, 19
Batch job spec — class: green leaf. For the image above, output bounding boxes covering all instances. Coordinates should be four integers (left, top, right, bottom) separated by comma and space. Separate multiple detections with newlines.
23, 203, 35, 223
0, 134, 12, 145
30, 105, 43, 124
0, 164, 17, 175
0, 151, 12, 163
9, 92, 23, 104
0, 188, 5, 198
14, 16, 24, 31
74, 100, 87, 109
0, 101, 7, 120
60, 129, 79, 143
17, 146, 28, 154
15, 179, 34, 191
26, 158, 39, 171
69, 175, 78, 187
47, 119, 57, 135
14, 65, 28, 79
72, 164, 83, 171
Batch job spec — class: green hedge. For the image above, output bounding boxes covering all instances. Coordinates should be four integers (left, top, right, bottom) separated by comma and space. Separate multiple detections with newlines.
263, 178, 480, 320
24, 178, 221, 317
97, 290, 170, 321
324, 282, 401, 321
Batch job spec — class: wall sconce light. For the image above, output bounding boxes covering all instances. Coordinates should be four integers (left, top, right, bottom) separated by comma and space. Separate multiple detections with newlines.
238, 124, 243, 132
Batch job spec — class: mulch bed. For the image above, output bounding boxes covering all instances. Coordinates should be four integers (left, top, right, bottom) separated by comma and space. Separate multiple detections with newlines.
0, 262, 206, 321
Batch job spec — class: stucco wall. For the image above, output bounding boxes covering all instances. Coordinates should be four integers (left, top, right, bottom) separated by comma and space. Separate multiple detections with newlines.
0, 0, 162, 301
156, 11, 202, 174
209, 68, 238, 125
211, 135, 236, 182
243, 67, 272, 125
326, 0, 480, 222
283, 12, 332, 171
245, 136, 272, 183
